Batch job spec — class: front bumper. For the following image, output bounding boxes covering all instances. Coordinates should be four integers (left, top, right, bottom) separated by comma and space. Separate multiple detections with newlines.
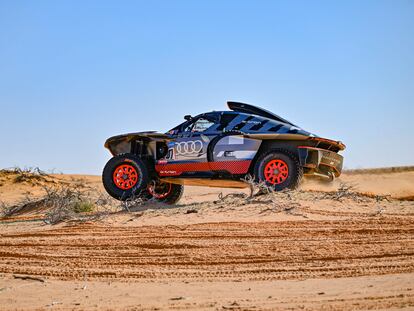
298, 146, 344, 178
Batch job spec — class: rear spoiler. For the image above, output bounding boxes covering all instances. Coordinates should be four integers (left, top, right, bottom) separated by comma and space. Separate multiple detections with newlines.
227, 101, 298, 127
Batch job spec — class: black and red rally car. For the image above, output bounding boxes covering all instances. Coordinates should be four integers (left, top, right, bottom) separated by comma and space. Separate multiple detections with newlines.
102, 102, 345, 204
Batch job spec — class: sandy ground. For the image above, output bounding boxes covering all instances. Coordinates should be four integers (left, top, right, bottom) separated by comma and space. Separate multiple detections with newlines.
0, 167, 413, 310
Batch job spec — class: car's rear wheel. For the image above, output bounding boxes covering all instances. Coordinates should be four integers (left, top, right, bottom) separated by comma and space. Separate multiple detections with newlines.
147, 180, 184, 205
254, 150, 302, 191
102, 154, 150, 201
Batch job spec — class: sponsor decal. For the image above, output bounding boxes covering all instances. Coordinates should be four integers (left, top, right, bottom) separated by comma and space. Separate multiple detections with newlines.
200, 134, 210, 143
241, 120, 261, 124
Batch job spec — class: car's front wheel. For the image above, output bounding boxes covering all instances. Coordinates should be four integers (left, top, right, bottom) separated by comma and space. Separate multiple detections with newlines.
254, 150, 302, 191
102, 154, 150, 201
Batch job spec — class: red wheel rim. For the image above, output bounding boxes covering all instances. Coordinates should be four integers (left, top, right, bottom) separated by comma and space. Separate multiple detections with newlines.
264, 159, 289, 185
112, 164, 139, 190
147, 182, 172, 199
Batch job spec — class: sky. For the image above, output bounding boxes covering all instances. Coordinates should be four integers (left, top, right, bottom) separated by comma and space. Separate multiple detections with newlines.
0, 0, 413, 174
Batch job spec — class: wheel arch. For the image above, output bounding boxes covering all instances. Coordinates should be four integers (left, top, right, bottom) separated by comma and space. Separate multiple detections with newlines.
105, 136, 170, 162
247, 139, 305, 175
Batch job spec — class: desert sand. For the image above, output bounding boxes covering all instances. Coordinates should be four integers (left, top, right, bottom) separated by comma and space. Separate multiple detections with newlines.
0, 167, 413, 310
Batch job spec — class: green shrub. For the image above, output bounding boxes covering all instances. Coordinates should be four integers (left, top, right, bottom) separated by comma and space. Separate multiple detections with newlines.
73, 201, 95, 213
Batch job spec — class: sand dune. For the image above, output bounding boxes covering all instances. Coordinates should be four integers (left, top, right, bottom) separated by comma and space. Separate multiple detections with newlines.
0, 167, 413, 310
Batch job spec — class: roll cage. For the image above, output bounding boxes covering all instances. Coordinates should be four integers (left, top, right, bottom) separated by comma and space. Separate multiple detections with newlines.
168, 112, 222, 136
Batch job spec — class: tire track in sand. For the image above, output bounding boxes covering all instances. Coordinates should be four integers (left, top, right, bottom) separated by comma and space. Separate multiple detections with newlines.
0, 217, 413, 281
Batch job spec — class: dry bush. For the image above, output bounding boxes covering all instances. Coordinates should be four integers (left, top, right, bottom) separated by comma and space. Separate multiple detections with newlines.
0, 185, 118, 224
0, 167, 50, 185
214, 175, 304, 216
119, 195, 145, 212
242, 174, 268, 198
43, 186, 117, 224
0, 197, 47, 218
321, 182, 359, 201
318, 182, 390, 203
0, 201, 8, 215
119, 191, 157, 212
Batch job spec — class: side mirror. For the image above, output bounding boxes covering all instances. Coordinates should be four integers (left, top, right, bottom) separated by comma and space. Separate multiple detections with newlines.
184, 115, 192, 121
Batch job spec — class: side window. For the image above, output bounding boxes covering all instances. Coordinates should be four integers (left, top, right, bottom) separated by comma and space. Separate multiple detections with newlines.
184, 118, 215, 133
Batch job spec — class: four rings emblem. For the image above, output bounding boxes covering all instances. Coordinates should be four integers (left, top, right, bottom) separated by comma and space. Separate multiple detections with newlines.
175, 140, 203, 155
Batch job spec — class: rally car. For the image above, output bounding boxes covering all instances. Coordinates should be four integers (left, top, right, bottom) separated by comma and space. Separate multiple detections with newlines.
102, 101, 345, 204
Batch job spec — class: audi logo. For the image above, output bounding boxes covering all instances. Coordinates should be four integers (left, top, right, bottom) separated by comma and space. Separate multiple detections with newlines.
175, 140, 203, 155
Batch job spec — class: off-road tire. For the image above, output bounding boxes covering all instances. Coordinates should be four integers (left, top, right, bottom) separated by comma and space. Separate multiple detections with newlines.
254, 150, 303, 191
102, 154, 150, 201
155, 183, 184, 205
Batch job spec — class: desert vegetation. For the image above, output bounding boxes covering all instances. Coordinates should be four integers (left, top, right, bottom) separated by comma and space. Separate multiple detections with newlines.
0, 167, 409, 225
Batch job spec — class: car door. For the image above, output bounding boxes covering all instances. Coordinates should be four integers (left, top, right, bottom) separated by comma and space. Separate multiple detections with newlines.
157, 114, 221, 177
173, 116, 218, 164
207, 112, 262, 174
